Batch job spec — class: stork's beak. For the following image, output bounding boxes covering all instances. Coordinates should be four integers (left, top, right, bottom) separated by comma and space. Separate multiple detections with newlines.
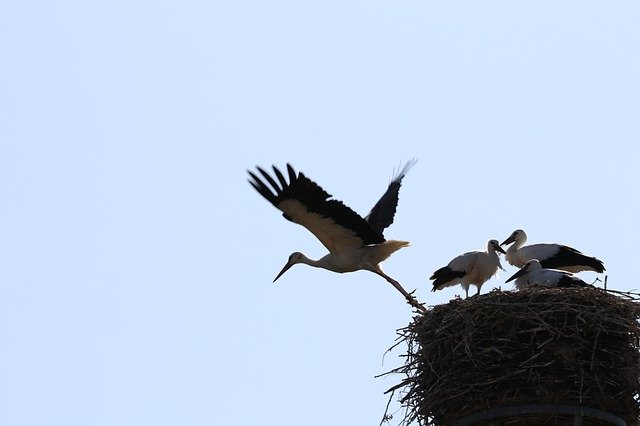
273, 261, 293, 283
496, 245, 506, 255
501, 235, 516, 246
505, 267, 527, 283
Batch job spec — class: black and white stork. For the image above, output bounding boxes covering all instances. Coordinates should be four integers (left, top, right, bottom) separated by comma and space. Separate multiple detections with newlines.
501, 229, 605, 273
506, 259, 590, 289
248, 161, 425, 312
430, 240, 506, 298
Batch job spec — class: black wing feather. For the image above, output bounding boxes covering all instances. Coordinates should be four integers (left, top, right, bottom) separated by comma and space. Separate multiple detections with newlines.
430, 266, 466, 291
248, 170, 278, 203
540, 245, 606, 273
257, 166, 282, 195
272, 165, 288, 189
248, 163, 385, 246
286, 163, 297, 184
366, 159, 416, 234
555, 274, 590, 288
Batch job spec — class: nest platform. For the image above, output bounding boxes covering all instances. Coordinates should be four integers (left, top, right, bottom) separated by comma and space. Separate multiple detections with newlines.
387, 287, 640, 425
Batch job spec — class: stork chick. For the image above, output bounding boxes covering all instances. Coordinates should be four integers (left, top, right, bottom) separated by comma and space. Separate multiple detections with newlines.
430, 239, 506, 298
501, 229, 605, 273
506, 259, 590, 289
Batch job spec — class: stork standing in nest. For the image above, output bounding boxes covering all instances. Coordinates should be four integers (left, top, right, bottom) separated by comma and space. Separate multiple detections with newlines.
430, 240, 506, 298
248, 161, 425, 312
506, 259, 590, 289
501, 229, 605, 273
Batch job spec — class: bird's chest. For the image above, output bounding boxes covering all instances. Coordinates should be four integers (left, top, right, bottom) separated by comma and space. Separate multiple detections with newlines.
465, 265, 489, 284
464, 258, 498, 284
507, 250, 526, 268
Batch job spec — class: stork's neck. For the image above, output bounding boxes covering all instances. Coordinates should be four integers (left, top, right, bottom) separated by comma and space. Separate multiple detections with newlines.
297, 254, 325, 269
488, 248, 501, 262
506, 237, 525, 255
513, 236, 526, 250
487, 247, 505, 270
300, 253, 349, 273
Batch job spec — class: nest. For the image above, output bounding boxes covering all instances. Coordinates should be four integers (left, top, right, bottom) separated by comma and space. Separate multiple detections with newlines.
385, 287, 640, 425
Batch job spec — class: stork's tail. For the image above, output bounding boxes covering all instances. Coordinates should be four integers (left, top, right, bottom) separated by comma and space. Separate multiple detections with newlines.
375, 240, 410, 263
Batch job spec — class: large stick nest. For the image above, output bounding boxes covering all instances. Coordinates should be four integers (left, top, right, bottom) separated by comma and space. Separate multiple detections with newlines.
386, 287, 640, 425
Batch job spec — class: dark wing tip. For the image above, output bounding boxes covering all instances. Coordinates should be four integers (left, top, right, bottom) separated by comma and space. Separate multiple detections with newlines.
248, 169, 278, 205
257, 166, 282, 194
272, 165, 289, 189
429, 266, 444, 281
551, 246, 607, 273
430, 266, 465, 291
365, 159, 417, 234
286, 163, 297, 182
392, 158, 418, 183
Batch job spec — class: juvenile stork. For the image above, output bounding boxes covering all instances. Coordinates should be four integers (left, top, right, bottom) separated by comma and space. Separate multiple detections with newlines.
430, 240, 506, 298
501, 229, 605, 273
506, 259, 589, 290
248, 161, 425, 312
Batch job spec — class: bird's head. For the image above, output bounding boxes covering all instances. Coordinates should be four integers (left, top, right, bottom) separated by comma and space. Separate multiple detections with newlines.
505, 259, 541, 283
489, 239, 506, 255
273, 252, 307, 283
501, 229, 526, 246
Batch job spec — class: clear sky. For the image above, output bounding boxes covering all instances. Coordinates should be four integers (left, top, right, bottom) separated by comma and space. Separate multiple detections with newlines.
1, 1, 639, 425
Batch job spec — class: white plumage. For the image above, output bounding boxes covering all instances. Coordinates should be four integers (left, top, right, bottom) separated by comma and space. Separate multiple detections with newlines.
501, 229, 605, 273
430, 240, 506, 298
505, 259, 590, 290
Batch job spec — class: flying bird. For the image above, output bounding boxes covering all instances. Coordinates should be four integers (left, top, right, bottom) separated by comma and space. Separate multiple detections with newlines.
501, 229, 605, 273
430, 239, 506, 298
506, 259, 590, 290
248, 161, 425, 312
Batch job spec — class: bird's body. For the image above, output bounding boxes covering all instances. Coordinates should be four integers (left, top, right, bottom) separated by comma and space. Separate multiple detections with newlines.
501, 229, 605, 273
287, 240, 410, 274
248, 161, 425, 312
430, 240, 505, 298
506, 259, 590, 290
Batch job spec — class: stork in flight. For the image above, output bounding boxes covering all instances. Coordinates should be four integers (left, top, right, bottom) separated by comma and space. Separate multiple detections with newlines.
430, 240, 506, 298
501, 229, 605, 273
248, 161, 425, 312
506, 259, 590, 289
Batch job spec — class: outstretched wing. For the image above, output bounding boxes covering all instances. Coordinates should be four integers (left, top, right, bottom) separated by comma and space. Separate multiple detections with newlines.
365, 159, 416, 235
248, 164, 384, 253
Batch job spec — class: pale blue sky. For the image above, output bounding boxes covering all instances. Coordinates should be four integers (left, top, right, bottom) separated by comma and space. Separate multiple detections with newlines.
1, 1, 639, 425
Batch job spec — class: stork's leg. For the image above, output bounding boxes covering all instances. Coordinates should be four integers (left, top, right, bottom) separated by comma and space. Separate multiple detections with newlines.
373, 267, 427, 313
